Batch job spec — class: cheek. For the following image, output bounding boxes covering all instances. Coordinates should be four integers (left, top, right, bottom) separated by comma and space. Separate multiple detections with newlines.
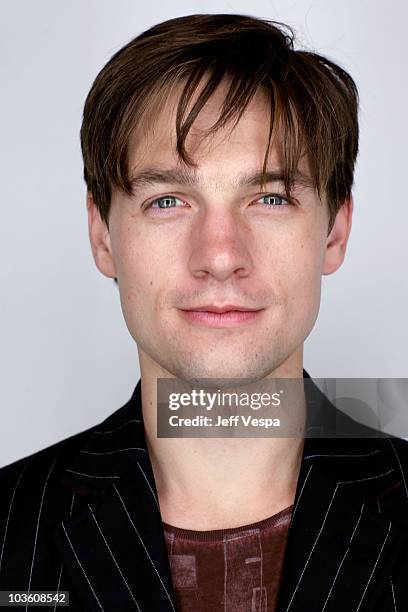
114, 221, 152, 284
111, 229, 151, 314
118, 237, 176, 325
267, 226, 322, 302
282, 237, 324, 331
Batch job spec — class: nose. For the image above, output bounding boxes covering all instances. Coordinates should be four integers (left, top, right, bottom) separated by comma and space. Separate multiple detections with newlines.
188, 208, 254, 281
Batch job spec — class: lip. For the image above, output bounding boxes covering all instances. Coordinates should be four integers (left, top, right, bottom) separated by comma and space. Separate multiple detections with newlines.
179, 306, 264, 328
182, 304, 261, 313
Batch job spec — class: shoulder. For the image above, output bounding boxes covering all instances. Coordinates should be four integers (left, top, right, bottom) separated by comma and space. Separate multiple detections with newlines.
0, 384, 138, 495
0, 425, 97, 585
0, 423, 94, 485
0, 404, 127, 540
0, 401, 136, 585
0, 385, 139, 526
0, 388, 140, 586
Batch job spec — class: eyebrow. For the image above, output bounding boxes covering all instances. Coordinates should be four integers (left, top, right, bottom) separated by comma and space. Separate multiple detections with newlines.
129, 167, 314, 190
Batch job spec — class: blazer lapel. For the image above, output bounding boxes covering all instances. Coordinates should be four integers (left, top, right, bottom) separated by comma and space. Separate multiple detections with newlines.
52, 383, 177, 611
275, 377, 408, 612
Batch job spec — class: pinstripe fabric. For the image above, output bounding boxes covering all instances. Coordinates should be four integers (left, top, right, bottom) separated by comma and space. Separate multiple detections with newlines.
0, 370, 407, 611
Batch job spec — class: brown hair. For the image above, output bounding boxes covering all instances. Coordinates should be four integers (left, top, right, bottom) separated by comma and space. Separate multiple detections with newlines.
81, 13, 359, 239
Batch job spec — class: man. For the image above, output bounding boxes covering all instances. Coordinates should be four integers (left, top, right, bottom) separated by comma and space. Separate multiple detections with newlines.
0, 13, 407, 612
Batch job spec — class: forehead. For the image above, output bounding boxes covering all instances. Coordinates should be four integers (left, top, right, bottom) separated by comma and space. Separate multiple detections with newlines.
127, 79, 288, 175
128, 79, 313, 187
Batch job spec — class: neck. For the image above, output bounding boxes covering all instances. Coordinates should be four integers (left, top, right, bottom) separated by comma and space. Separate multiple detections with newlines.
139, 354, 306, 530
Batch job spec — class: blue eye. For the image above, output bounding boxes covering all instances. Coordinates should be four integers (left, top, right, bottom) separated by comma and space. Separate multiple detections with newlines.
148, 195, 183, 210
257, 194, 290, 208
145, 193, 291, 213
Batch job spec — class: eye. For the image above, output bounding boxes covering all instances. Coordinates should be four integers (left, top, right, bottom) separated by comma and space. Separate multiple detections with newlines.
145, 195, 185, 211
255, 193, 291, 209
144, 192, 292, 213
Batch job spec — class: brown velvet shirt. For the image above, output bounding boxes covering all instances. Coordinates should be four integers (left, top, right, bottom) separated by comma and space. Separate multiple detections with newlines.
163, 504, 293, 611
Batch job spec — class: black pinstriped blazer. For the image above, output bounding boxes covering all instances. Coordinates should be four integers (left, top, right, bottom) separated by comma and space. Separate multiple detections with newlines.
1, 370, 408, 611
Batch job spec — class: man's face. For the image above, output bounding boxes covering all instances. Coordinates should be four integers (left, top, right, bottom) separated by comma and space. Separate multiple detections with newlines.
89, 80, 352, 382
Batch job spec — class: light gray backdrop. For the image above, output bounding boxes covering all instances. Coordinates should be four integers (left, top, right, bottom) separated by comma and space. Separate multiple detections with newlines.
1, 0, 407, 467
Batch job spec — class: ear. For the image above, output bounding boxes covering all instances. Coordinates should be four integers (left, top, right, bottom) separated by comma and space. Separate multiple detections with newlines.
322, 196, 354, 275
87, 193, 117, 278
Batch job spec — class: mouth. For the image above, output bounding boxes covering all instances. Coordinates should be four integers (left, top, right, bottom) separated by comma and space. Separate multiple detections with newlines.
183, 304, 261, 314
179, 306, 264, 328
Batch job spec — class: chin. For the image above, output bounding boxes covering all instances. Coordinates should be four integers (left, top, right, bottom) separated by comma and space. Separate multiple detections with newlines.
172, 359, 273, 387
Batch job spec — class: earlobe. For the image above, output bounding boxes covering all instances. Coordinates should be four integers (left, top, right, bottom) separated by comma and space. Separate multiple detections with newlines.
322, 197, 354, 276
86, 193, 117, 279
